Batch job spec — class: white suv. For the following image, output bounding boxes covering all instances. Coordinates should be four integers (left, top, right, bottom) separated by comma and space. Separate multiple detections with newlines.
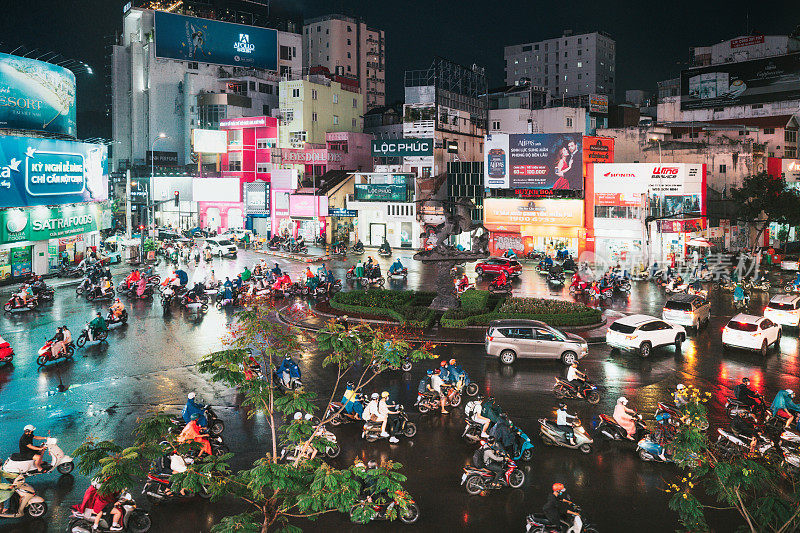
205, 237, 238, 258
722, 313, 781, 356
764, 294, 800, 328
606, 314, 686, 358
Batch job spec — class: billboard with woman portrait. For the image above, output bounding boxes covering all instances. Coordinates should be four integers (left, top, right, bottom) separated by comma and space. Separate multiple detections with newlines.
484, 133, 583, 190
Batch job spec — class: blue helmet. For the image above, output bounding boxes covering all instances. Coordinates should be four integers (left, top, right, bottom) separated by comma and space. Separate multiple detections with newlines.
426, 369, 434, 375
655, 413, 671, 423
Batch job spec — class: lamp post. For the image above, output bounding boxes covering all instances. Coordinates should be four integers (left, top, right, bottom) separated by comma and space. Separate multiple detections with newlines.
649, 134, 664, 262
150, 133, 167, 234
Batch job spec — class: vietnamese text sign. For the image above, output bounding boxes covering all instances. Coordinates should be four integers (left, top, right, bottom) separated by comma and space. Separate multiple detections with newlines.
0, 135, 108, 208
371, 138, 433, 157
484, 133, 583, 190
354, 184, 408, 202
281, 148, 343, 164
589, 94, 609, 114
0, 52, 76, 136
154, 11, 278, 71
583, 136, 615, 164
483, 198, 584, 228
0, 204, 105, 245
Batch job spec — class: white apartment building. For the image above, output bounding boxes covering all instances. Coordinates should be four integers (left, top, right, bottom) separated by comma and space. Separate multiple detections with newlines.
303, 14, 386, 111
504, 30, 616, 102
111, 7, 302, 171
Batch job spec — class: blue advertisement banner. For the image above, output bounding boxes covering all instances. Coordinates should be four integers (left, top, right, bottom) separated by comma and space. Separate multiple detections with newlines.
154, 11, 278, 71
0, 135, 108, 208
0, 52, 77, 137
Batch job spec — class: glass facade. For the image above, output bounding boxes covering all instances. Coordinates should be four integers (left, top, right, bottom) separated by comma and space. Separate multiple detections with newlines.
199, 104, 228, 129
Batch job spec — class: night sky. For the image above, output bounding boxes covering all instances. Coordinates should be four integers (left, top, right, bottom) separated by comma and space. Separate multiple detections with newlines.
2, 0, 798, 139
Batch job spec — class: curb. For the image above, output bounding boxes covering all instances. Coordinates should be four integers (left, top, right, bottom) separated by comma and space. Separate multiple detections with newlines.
256, 249, 330, 263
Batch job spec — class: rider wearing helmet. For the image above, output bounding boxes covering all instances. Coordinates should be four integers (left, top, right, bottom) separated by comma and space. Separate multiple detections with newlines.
613, 397, 638, 440
733, 378, 763, 411
555, 402, 577, 445
770, 389, 800, 429
543, 483, 573, 530
673, 383, 689, 408
479, 436, 507, 487
378, 391, 400, 443
182, 392, 207, 427
110, 297, 125, 320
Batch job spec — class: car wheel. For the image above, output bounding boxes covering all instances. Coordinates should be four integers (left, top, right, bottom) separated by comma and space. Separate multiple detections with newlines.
675, 334, 684, 352
774, 330, 782, 350
499, 350, 516, 365
760, 340, 768, 357
561, 351, 577, 365
639, 342, 651, 358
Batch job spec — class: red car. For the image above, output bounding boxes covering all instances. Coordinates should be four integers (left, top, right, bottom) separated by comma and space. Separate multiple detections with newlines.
475, 258, 523, 277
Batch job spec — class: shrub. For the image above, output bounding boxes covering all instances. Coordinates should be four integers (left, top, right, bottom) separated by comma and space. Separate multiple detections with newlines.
440, 297, 600, 329
460, 290, 490, 314
329, 290, 437, 327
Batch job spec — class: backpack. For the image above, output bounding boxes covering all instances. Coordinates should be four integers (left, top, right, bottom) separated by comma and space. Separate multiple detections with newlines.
472, 448, 485, 468
417, 377, 430, 394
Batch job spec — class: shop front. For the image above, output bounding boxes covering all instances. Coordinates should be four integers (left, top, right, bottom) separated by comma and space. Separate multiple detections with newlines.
483, 198, 585, 257
274, 194, 327, 242
0, 203, 109, 280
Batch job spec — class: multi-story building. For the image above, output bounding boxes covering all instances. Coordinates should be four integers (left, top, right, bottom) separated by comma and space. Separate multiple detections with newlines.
277, 73, 364, 148
364, 105, 404, 139
303, 14, 386, 111
111, 4, 302, 172
504, 30, 616, 102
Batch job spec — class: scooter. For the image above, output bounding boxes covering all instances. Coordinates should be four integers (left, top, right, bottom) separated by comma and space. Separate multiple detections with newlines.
488, 280, 512, 294
0, 337, 13, 366
547, 271, 565, 286
415, 388, 461, 413
86, 287, 116, 302
280, 426, 340, 460
141, 465, 211, 504
349, 496, 419, 524
325, 400, 366, 427
3, 437, 74, 475
67, 493, 151, 533
351, 243, 365, 255
76, 277, 93, 296
553, 377, 600, 404
360, 276, 385, 288
591, 413, 648, 441
538, 418, 594, 453
362, 406, 416, 442
714, 428, 776, 459
452, 374, 480, 397
455, 281, 475, 295
526, 503, 599, 533
36, 339, 75, 366
724, 396, 767, 419
169, 405, 225, 436
461, 458, 525, 495
57, 264, 84, 278
272, 372, 303, 392
387, 268, 408, 279
3, 296, 38, 313
106, 309, 129, 327
75, 324, 108, 347
0, 475, 47, 519
734, 293, 750, 311
568, 278, 590, 295
655, 401, 709, 431
588, 282, 613, 302
378, 246, 392, 258
636, 436, 699, 467
30, 284, 54, 302
612, 276, 632, 294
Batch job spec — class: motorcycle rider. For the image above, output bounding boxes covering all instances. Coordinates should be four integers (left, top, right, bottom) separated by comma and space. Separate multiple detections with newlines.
109, 299, 125, 321
124, 269, 141, 291
555, 402, 578, 445
379, 391, 400, 443
62, 324, 72, 348
438, 360, 452, 384
182, 392, 207, 428
734, 377, 764, 412
448, 358, 466, 384
241, 266, 252, 283
99, 276, 113, 297
428, 367, 449, 414
178, 414, 211, 457
477, 436, 507, 488
733, 282, 747, 306
87, 311, 108, 342
542, 483, 581, 533
489, 413, 516, 454
770, 389, 800, 429
566, 362, 586, 391
673, 383, 689, 408
204, 269, 217, 289
652, 413, 675, 461
353, 239, 364, 252
613, 397, 638, 440
275, 357, 301, 389
271, 263, 282, 277
341, 382, 365, 419
135, 275, 148, 298
457, 273, 471, 293
363, 393, 391, 439
379, 238, 391, 255
18, 425, 46, 472
563, 256, 577, 272
491, 269, 509, 290
388, 258, 404, 276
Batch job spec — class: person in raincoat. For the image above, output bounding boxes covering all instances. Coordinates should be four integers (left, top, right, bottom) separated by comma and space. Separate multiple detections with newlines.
613, 397, 638, 439
0, 471, 20, 515
771, 389, 800, 429
355, 260, 364, 279
178, 414, 212, 456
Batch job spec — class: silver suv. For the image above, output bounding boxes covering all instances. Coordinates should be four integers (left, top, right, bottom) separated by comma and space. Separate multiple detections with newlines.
485, 319, 589, 365
662, 293, 710, 330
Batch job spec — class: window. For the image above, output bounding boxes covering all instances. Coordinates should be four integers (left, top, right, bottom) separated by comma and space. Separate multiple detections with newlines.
256, 162, 271, 173
719, 164, 727, 173
347, 65, 351, 72
291, 88, 300, 98
258, 83, 267, 93
577, 74, 582, 80
738, 130, 748, 136
752, 104, 763, 110
672, 132, 682, 140
332, 93, 338, 104
347, 52, 351, 58
577, 49, 582, 56
534, 44, 539, 50
283, 110, 294, 122
577, 61, 582, 68
522, 45, 532, 52
353, 98, 358, 108
280, 45, 292, 60
312, 89, 317, 100
352, 118, 357, 128
312, 112, 318, 122
566, 117, 573, 128
188, 61, 198, 70
577, 38, 582, 44
786, 130, 797, 143
492, 120, 500, 130
564, 51, 568, 58
333, 115, 339, 125
347, 25, 352, 32
256, 139, 270, 150
763, 128, 775, 135
499, 328, 533, 339
534, 328, 558, 341
262, 105, 270, 115
347, 39, 351, 45
289, 131, 306, 143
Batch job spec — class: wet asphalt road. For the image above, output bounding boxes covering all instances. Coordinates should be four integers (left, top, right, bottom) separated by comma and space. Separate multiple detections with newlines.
1, 248, 799, 533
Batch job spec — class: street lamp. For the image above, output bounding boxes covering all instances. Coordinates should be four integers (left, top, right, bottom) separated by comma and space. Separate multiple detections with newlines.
150, 133, 168, 233
649, 135, 662, 163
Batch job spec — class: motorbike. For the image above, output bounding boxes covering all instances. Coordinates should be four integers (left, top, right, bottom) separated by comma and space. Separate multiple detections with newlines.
415, 387, 461, 413
180, 294, 210, 313
744, 277, 770, 292
280, 426, 340, 460
654, 401, 710, 430
588, 283, 613, 302
452, 374, 480, 397
349, 496, 419, 524
535, 261, 552, 275
4, 295, 38, 313
636, 436, 699, 467
124, 284, 154, 300
553, 377, 600, 404
488, 280, 512, 294
107, 309, 129, 327
75, 324, 108, 347
169, 404, 225, 436
714, 427, 777, 460
568, 278, 590, 295
591, 413, 648, 441
0, 339, 13, 366
325, 399, 366, 427
360, 276, 386, 288
547, 270, 565, 286
272, 371, 303, 392
67, 493, 151, 533
526, 503, 599, 533
783, 282, 800, 294
36, 339, 75, 366
725, 396, 767, 419
734, 292, 751, 310
345, 266, 359, 280
612, 276, 632, 294
3, 436, 74, 475
784, 449, 800, 478
378, 245, 392, 258
76, 277, 93, 296
30, 283, 54, 302
331, 243, 348, 256
352, 243, 365, 255
455, 281, 476, 295
387, 268, 408, 279
525, 250, 544, 261
461, 458, 525, 495
57, 264, 84, 278
142, 466, 211, 504
362, 406, 416, 442
86, 286, 116, 302
538, 418, 594, 453
0, 475, 47, 519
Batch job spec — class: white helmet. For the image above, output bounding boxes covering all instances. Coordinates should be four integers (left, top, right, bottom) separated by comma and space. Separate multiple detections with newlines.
371, 393, 379, 400
23, 424, 35, 432
618, 397, 628, 404
293, 412, 303, 421
187, 392, 196, 400
787, 389, 796, 397
676, 384, 685, 390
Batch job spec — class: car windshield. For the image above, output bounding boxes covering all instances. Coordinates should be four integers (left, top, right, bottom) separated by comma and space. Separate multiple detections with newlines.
664, 301, 692, 311
548, 327, 567, 341
510, 261, 521, 267
727, 321, 758, 332
609, 322, 637, 334
217, 240, 232, 246
767, 301, 795, 311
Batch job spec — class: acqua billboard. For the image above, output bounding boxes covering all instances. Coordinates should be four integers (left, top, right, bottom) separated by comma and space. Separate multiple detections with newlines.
154, 11, 278, 71
0, 52, 76, 137
0, 135, 108, 208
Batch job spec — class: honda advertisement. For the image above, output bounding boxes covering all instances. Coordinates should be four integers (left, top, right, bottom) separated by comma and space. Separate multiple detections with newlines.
0, 135, 108, 208
680, 52, 800, 110
484, 133, 583, 190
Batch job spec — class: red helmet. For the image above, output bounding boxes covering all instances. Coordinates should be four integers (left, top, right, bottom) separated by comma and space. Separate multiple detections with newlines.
552, 482, 565, 492
440, 360, 447, 367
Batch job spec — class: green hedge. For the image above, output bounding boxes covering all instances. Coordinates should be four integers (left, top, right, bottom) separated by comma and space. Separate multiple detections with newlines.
329, 290, 438, 329
460, 290, 490, 314
440, 296, 601, 329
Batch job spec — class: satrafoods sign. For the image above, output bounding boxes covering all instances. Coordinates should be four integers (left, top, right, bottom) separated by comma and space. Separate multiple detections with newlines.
592, 163, 703, 194
0, 204, 104, 244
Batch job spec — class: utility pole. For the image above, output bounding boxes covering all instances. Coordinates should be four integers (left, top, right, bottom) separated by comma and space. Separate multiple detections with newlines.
125, 169, 132, 239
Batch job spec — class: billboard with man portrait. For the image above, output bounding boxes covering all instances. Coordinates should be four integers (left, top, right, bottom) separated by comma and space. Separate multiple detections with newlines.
484, 133, 583, 190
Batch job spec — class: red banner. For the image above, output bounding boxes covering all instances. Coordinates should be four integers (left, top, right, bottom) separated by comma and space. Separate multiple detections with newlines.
583, 136, 614, 164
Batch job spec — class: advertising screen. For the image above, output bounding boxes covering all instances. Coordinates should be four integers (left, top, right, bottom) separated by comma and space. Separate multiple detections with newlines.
192, 129, 228, 154
484, 133, 583, 190
371, 138, 433, 157
154, 11, 278, 71
0, 52, 76, 136
192, 178, 240, 202
0, 204, 106, 245
680, 52, 800, 110
354, 184, 408, 202
483, 198, 584, 228
0, 135, 107, 208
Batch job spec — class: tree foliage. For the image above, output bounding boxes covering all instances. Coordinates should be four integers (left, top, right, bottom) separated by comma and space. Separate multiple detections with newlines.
74, 300, 435, 533
664, 386, 800, 532
730, 172, 800, 247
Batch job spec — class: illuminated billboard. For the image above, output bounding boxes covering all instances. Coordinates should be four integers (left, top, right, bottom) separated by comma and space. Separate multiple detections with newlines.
154, 11, 278, 71
483, 198, 584, 228
0, 135, 108, 208
192, 129, 228, 154
0, 52, 76, 136
484, 133, 583, 190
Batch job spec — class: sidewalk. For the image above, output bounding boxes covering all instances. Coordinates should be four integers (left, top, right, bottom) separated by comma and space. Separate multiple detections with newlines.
255, 246, 331, 263
277, 303, 612, 345
0, 261, 133, 296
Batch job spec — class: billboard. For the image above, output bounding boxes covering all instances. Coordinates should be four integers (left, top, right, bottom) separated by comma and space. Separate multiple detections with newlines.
484, 133, 583, 190
192, 178, 240, 202
192, 129, 228, 154
483, 198, 584, 228
354, 184, 408, 202
680, 52, 800, 110
0, 52, 76, 136
0, 135, 108, 208
589, 94, 609, 114
281, 148, 343, 164
154, 11, 278, 71
591, 163, 704, 195
0, 204, 106, 245
371, 138, 433, 157
583, 136, 615, 164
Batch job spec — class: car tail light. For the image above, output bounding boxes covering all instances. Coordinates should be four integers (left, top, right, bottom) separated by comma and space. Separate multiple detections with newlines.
486, 335, 494, 342
623, 334, 637, 340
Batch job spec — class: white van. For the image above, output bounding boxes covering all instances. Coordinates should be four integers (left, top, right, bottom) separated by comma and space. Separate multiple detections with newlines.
205, 237, 238, 258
